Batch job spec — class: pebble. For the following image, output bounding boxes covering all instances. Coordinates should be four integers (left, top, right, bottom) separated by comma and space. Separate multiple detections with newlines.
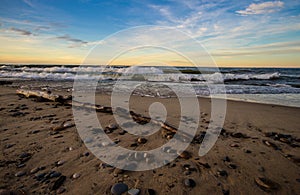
244, 149, 252, 153
222, 189, 230, 195
227, 163, 237, 169
51, 175, 66, 191
223, 156, 230, 162
258, 166, 265, 172
4, 143, 15, 149
72, 173, 81, 179
137, 137, 147, 144
184, 178, 196, 187
107, 124, 118, 130
217, 170, 228, 177
15, 171, 26, 177
162, 146, 171, 152
146, 189, 156, 195
119, 130, 126, 135
177, 151, 191, 159
128, 188, 140, 195
16, 163, 26, 168
231, 132, 248, 138
50, 171, 61, 178
230, 143, 239, 147
56, 160, 65, 166
30, 167, 40, 174
111, 183, 128, 195
56, 187, 66, 194
198, 158, 210, 168
19, 152, 31, 159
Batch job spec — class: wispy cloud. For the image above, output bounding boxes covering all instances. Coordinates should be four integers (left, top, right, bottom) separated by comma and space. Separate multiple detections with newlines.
236, 1, 284, 15
9, 27, 33, 36
55, 34, 88, 47
23, 0, 35, 8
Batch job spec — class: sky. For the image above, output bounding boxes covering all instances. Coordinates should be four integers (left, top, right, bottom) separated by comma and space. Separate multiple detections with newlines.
0, 0, 299, 67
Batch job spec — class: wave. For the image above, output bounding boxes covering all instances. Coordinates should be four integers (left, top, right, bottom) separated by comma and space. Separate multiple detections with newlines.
0, 65, 282, 84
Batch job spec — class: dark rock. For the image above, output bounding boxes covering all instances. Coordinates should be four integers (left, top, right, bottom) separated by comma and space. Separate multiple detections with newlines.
137, 137, 147, 144
4, 143, 15, 149
230, 143, 239, 147
198, 158, 210, 168
222, 189, 230, 195
15, 171, 26, 177
50, 171, 61, 178
19, 152, 31, 159
119, 130, 126, 135
258, 166, 265, 172
217, 170, 228, 177
184, 178, 196, 188
231, 132, 249, 138
146, 189, 156, 195
223, 156, 230, 162
111, 183, 128, 195
51, 175, 66, 191
227, 163, 237, 169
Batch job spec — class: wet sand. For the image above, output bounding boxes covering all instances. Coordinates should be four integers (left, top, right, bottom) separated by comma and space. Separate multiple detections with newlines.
0, 84, 300, 195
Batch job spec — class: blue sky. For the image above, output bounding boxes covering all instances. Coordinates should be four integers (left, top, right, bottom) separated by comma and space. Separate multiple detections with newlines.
0, 0, 299, 66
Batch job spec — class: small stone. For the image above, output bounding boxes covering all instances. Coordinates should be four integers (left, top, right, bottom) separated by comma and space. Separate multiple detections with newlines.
223, 156, 230, 162
107, 123, 118, 130
217, 170, 228, 177
72, 173, 81, 179
198, 158, 210, 168
230, 143, 239, 147
162, 146, 171, 152
56, 187, 66, 194
16, 163, 25, 168
128, 188, 140, 195
137, 137, 147, 144
119, 130, 126, 135
30, 167, 40, 174
50, 171, 61, 178
244, 149, 252, 153
184, 170, 191, 175
222, 189, 230, 195
111, 183, 128, 195
184, 178, 196, 187
231, 132, 248, 138
177, 151, 191, 159
19, 152, 31, 159
51, 175, 66, 191
5, 143, 15, 149
146, 189, 156, 195
258, 166, 265, 172
56, 160, 65, 166
15, 171, 26, 177
227, 163, 237, 169
101, 142, 110, 146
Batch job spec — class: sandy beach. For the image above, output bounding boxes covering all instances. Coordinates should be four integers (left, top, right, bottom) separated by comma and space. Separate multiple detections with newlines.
0, 84, 300, 195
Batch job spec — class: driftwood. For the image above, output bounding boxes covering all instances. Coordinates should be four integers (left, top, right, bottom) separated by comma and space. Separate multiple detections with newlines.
16, 89, 190, 139
16, 89, 70, 103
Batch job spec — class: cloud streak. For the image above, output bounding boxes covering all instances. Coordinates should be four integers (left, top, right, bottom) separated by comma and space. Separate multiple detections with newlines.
55, 34, 88, 47
9, 27, 33, 36
236, 1, 284, 15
